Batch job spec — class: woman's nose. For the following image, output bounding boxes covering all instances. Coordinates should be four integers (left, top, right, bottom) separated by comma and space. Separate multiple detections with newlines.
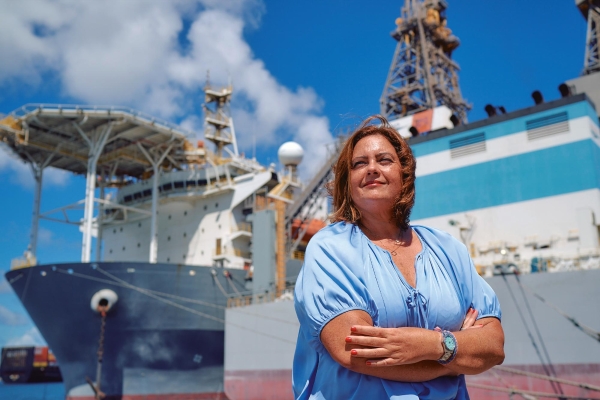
366, 160, 379, 174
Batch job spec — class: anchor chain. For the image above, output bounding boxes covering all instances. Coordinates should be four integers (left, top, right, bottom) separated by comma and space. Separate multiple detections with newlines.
86, 304, 108, 400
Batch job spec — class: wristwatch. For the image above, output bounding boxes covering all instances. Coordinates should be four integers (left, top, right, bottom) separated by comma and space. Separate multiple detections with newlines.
438, 330, 457, 364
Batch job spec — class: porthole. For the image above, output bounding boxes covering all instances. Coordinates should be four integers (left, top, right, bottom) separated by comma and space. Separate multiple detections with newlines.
168, 236, 171, 241
203, 205, 207, 211
168, 215, 172, 220
138, 222, 142, 228
201, 251, 204, 256
184, 211, 187, 216
113, 229, 116, 234
215, 203, 218, 208
109, 249, 113, 254
122, 246, 126, 251
167, 257, 170, 262
137, 243, 141, 248
183, 232, 187, 238
120, 227, 123, 232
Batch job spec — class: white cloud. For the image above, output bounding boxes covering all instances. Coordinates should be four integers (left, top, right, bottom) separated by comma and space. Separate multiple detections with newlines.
0, 144, 71, 188
0, 305, 28, 326
0, 0, 333, 179
6, 327, 46, 346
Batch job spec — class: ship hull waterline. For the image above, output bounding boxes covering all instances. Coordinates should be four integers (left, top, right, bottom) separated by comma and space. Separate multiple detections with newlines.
5, 261, 249, 399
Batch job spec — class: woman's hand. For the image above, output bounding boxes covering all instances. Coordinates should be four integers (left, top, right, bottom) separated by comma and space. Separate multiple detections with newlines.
347, 307, 483, 367
461, 307, 483, 331
346, 326, 442, 366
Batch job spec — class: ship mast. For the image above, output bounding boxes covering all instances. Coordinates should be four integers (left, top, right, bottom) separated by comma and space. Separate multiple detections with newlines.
380, 0, 470, 123
577, 0, 600, 75
203, 74, 238, 159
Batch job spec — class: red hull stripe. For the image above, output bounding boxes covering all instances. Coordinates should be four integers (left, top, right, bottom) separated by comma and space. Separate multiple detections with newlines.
68, 393, 228, 400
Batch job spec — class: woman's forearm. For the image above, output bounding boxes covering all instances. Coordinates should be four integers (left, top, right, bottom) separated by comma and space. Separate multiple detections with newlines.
347, 359, 453, 382
445, 317, 505, 375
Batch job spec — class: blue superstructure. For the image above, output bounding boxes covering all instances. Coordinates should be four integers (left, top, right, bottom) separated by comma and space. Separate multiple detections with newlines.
407, 94, 600, 272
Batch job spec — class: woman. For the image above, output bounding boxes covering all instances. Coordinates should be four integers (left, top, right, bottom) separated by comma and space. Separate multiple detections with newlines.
293, 115, 504, 399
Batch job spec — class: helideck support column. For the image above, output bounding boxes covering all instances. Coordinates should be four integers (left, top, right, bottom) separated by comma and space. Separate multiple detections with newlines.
25, 152, 55, 259
137, 143, 173, 263
79, 124, 112, 263
30, 165, 43, 258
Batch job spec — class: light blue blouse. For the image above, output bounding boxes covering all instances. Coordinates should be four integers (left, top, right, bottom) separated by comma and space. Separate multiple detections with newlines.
293, 222, 501, 400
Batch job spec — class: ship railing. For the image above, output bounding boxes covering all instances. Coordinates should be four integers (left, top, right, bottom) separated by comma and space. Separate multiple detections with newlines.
212, 248, 252, 260
226, 282, 297, 308
10, 253, 37, 269
9, 103, 197, 139
232, 222, 252, 233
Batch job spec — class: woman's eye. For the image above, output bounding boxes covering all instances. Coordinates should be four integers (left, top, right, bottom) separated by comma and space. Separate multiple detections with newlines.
352, 161, 366, 168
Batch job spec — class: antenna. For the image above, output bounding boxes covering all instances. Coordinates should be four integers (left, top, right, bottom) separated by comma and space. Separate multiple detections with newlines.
380, 0, 471, 124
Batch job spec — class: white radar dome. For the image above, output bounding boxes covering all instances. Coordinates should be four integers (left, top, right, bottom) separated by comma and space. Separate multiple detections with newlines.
278, 142, 304, 166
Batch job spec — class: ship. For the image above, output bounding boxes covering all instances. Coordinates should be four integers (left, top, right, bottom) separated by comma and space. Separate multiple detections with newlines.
0, 81, 331, 399
3, 1, 600, 400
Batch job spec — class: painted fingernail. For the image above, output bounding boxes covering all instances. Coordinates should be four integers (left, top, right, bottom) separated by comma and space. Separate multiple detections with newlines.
351, 349, 357, 355
350, 326, 357, 332
366, 361, 372, 366
345, 336, 352, 343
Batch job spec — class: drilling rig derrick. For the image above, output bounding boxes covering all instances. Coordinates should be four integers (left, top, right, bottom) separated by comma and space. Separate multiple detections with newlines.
381, 0, 470, 124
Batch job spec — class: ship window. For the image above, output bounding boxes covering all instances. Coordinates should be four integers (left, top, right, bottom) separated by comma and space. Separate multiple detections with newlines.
138, 223, 142, 228
183, 232, 187, 238
198, 179, 207, 186
120, 227, 123, 232
218, 225, 221, 230
204, 205, 207, 211
186, 180, 196, 187
133, 192, 142, 200
122, 246, 126, 251
202, 228, 205, 233
167, 257, 170, 262
183, 254, 186, 259
174, 181, 184, 189
168, 215, 172, 220
124, 195, 133, 202
526, 111, 569, 140
137, 243, 141, 248
215, 202, 219, 208
201, 251, 204, 255
449, 132, 486, 158
142, 189, 152, 197
168, 236, 171, 241
162, 183, 173, 191
109, 249, 113, 254
113, 229, 116, 234
184, 211, 187, 216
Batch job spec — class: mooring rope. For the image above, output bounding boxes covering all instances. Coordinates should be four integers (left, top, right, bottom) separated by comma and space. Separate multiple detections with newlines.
494, 365, 600, 392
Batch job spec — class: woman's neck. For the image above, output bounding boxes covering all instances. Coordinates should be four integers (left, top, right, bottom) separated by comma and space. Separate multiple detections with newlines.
358, 216, 410, 243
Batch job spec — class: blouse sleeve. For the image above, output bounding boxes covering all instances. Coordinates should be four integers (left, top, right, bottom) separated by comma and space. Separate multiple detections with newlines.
467, 254, 502, 321
294, 229, 378, 353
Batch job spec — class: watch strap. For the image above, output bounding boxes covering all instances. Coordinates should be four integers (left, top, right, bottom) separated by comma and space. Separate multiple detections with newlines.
437, 330, 457, 365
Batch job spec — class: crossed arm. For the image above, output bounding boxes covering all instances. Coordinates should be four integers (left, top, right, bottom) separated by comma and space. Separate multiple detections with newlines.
320, 309, 505, 382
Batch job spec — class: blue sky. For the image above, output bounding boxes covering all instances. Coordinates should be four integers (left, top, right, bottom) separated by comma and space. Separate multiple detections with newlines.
0, 0, 588, 347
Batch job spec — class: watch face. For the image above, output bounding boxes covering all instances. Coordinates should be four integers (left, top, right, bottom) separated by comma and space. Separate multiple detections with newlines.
444, 336, 456, 351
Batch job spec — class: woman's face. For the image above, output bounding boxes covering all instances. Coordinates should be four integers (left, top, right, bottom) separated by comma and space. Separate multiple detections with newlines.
349, 134, 402, 216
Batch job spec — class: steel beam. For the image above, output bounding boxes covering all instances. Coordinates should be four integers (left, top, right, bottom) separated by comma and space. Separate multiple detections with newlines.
81, 124, 112, 263
137, 143, 174, 263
